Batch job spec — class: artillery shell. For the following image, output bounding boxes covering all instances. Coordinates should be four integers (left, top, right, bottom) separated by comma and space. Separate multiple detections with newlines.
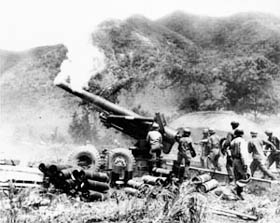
81, 179, 109, 192
80, 170, 109, 182
198, 179, 218, 193
191, 174, 212, 184
152, 167, 172, 176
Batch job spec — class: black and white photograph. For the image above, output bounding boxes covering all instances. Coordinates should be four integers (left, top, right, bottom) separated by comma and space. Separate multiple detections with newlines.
1, 0, 280, 222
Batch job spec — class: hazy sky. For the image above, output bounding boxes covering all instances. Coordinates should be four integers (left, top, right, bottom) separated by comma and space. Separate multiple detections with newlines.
0, 0, 279, 51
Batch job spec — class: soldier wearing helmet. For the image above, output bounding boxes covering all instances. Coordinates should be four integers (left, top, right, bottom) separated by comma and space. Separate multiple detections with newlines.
222, 121, 240, 183
146, 122, 163, 164
230, 128, 250, 200
265, 130, 280, 169
175, 128, 196, 181
248, 131, 276, 180
206, 127, 222, 171
199, 128, 209, 168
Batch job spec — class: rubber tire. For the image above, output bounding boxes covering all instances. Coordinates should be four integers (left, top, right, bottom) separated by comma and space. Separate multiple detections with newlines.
108, 148, 135, 172
68, 145, 101, 171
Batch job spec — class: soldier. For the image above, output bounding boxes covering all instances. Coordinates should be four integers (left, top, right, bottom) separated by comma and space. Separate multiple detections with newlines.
227, 121, 240, 143
248, 131, 276, 180
146, 122, 163, 163
176, 128, 196, 180
200, 129, 209, 168
230, 129, 251, 200
222, 121, 240, 182
207, 128, 222, 171
265, 130, 280, 170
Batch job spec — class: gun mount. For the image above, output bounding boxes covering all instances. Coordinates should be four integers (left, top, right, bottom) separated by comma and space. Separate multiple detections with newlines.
56, 82, 178, 154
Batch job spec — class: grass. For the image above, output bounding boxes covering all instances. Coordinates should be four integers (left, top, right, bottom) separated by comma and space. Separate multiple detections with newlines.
1, 178, 280, 223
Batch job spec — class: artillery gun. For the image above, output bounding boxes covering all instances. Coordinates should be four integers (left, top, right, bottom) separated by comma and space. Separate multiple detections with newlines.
55, 81, 179, 183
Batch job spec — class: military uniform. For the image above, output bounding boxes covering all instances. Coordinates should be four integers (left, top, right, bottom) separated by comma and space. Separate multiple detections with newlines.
248, 133, 275, 180
222, 121, 240, 182
177, 136, 194, 167
207, 129, 221, 171
175, 129, 196, 180
147, 130, 163, 158
266, 133, 280, 169
200, 129, 209, 168
230, 130, 250, 198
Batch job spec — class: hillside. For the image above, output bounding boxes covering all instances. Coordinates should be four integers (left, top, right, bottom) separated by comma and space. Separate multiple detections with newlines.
1, 12, 280, 145
88, 16, 200, 118
89, 13, 280, 114
0, 44, 76, 142
0, 50, 23, 75
157, 12, 280, 59
157, 12, 280, 94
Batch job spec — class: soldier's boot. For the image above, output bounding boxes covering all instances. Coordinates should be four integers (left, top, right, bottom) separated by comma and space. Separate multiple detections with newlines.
233, 186, 244, 200
184, 166, 191, 180
179, 166, 185, 183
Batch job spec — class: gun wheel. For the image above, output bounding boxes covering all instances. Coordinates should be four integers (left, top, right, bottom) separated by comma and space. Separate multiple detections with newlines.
108, 148, 136, 172
68, 145, 101, 171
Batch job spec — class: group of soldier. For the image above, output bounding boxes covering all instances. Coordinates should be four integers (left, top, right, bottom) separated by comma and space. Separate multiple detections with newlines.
146, 121, 280, 199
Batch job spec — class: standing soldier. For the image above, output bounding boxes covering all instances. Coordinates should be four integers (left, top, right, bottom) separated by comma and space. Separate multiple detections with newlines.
176, 128, 196, 181
248, 131, 276, 180
207, 128, 222, 171
222, 121, 240, 182
265, 130, 280, 170
146, 122, 163, 168
230, 129, 251, 200
200, 129, 209, 168
227, 121, 240, 143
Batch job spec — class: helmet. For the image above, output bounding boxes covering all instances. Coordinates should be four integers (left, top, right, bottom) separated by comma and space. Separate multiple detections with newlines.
250, 131, 258, 136
202, 128, 209, 134
183, 128, 191, 136
230, 121, 239, 129
151, 122, 160, 130
234, 128, 244, 136
265, 130, 273, 135
208, 127, 215, 135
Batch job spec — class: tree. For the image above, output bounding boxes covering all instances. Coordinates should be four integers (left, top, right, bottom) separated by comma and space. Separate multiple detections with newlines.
217, 56, 280, 116
68, 108, 93, 144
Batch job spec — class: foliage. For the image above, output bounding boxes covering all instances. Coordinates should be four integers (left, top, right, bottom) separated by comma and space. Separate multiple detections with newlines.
90, 16, 200, 99
89, 14, 280, 116
0, 179, 210, 223
31, 44, 68, 73
68, 108, 92, 144
217, 56, 280, 115
3, 178, 280, 223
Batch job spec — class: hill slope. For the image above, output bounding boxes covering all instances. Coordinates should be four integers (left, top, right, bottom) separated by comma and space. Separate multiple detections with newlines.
1, 12, 280, 144
0, 44, 77, 141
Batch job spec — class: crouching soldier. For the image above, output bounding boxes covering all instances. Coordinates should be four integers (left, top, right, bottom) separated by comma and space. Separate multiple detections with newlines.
146, 122, 163, 169
230, 129, 251, 200
248, 131, 276, 180
175, 128, 196, 181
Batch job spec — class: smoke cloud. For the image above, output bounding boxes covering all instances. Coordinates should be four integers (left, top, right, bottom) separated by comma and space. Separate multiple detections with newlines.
54, 34, 106, 91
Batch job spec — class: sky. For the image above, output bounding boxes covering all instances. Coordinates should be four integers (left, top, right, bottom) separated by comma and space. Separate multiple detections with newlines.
0, 0, 280, 51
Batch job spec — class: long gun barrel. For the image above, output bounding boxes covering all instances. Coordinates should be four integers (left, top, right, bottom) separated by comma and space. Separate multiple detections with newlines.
56, 82, 142, 117
55, 81, 177, 153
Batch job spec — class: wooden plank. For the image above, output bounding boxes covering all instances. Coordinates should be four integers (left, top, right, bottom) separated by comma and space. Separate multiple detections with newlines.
189, 166, 275, 188
0, 182, 42, 188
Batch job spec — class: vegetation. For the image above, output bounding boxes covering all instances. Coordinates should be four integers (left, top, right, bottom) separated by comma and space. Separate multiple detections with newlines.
1, 179, 280, 223
217, 56, 279, 115
1, 12, 280, 143
88, 12, 280, 117
68, 109, 92, 144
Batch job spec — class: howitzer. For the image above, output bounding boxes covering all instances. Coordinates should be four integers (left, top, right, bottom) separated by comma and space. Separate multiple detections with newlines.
55, 81, 178, 154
